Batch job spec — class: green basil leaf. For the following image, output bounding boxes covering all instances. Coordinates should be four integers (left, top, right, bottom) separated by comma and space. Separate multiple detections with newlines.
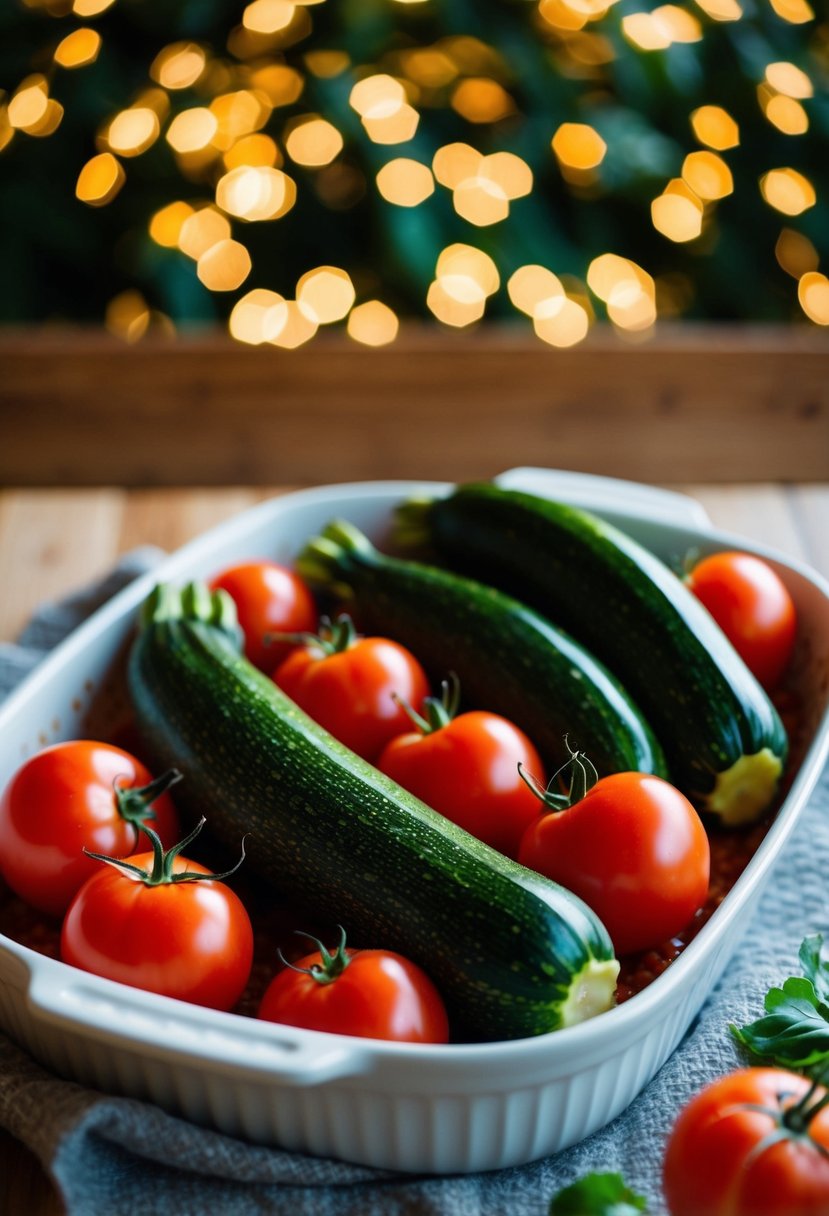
800, 934, 829, 1005
732, 975, 829, 1069
550, 1172, 649, 1215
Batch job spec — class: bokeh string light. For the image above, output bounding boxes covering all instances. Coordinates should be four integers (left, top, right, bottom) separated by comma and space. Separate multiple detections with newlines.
2, 0, 827, 344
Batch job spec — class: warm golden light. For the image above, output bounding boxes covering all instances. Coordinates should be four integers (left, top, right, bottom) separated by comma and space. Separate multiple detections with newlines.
606, 280, 657, 331
284, 116, 343, 166
105, 107, 160, 157
347, 300, 399, 345
243, 0, 296, 34
376, 158, 435, 206
210, 91, 270, 150
269, 300, 318, 347
349, 75, 406, 117
653, 5, 702, 41
251, 65, 304, 106
432, 142, 482, 189
798, 272, 829, 325
682, 150, 733, 199
304, 51, 350, 78
622, 13, 671, 51
361, 101, 420, 145
229, 288, 289, 343
75, 152, 125, 206
8, 77, 49, 131
166, 107, 219, 153
197, 239, 252, 291
768, 0, 813, 21
296, 266, 356, 323
693, 0, 742, 19
551, 122, 607, 170
480, 152, 533, 200
151, 43, 206, 91
760, 167, 816, 215
149, 201, 194, 248
690, 105, 739, 150
223, 133, 280, 170
54, 28, 102, 69
765, 61, 813, 99
437, 244, 500, 297
106, 290, 150, 342
216, 166, 296, 221
451, 78, 515, 124
73, 0, 115, 15
763, 94, 809, 136
402, 48, 457, 88
533, 296, 590, 346
775, 228, 818, 279
453, 177, 510, 226
508, 265, 564, 316
178, 207, 232, 258
426, 279, 486, 326
651, 184, 704, 241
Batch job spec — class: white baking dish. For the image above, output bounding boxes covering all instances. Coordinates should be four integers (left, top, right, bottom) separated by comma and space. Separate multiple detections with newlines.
1, 468, 828, 1175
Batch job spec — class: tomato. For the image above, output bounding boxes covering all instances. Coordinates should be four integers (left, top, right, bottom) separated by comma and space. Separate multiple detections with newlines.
209, 559, 317, 671
518, 755, 709, 956
377, 698, 545, 859
685, 551, 797, 691
0, 741, 181, 918
257, 927, 449, 1043
60, 821, 253, 1012
663, 1067, 829, 1216
273, 614, 430, 762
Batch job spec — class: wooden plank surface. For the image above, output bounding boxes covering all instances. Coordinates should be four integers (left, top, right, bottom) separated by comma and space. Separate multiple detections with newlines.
0, 482, 827, 1215
2, 327, 829, 486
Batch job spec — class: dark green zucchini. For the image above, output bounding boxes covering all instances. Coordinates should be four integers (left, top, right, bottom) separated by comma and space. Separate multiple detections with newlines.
396, 482, 788, 825
296, 520, 667, 780
127, 582, 619, 1043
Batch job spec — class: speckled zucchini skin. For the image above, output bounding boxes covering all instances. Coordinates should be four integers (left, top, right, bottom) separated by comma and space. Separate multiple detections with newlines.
411, 483, 789, 816
296, 523, 667, 781
127, 586, 618, 1043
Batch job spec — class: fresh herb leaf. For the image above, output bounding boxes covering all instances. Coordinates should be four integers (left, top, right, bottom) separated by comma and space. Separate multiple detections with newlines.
732, 936, 829, 1074
550, 1172, 649, 1215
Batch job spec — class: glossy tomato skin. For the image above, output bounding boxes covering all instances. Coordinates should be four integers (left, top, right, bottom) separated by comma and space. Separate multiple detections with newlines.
257, 946, 449, 1043
518, 772, 709, 956
210, 560, 317, 671
377, 711, 545, 859
274, 638, 430, 762
663, 1068, 829, 1216
61, 852, 254, 1011
0, 741, 180, 918
686, 551, 797, 691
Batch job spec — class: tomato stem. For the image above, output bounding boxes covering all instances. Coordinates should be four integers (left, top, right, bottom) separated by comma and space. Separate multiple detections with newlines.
114, 767, 182, 833
83, 816, 247, 888
393, 672, 461, 735
266, 613, 357, 657
519, 736, 599, 813
277, 925, 351, 986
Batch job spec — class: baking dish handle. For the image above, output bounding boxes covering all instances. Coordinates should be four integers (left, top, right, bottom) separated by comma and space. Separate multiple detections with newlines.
494, 467, 711, 529
26, 966, 374, 1086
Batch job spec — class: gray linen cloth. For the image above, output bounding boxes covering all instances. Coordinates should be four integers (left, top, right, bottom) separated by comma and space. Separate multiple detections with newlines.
0, 550, 826, 1216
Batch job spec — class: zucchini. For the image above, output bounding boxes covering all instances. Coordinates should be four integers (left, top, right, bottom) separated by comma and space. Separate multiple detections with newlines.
128, 583, 619, 1043
396, 482, 788, 826
296, 520, 668, 780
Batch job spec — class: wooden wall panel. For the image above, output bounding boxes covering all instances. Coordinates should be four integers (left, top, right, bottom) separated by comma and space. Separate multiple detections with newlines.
2, 325, 828, 485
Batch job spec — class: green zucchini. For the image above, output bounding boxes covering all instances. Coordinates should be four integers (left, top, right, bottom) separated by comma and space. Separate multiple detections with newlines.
127, 583, 619, 1043
396, 482, 788, 826
296, 520, 667, 780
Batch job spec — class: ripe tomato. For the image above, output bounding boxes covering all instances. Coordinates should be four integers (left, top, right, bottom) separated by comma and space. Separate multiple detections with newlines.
518, 760, 709, 956
273, 614, 430, 762
209, 559, 317, 671
663, 1067, 829, 1216
0, 741, 181, 918
257, 927, 449, 1043
685, 551, 797, 691
60, 822, 253, 1012
377, 700, 545, 859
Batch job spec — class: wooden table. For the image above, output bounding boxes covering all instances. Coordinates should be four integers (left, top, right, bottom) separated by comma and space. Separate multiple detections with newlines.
1, 482, 827, 1215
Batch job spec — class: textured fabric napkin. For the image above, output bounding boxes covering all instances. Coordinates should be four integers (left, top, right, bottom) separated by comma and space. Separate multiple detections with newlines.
0, 550, 827, 1216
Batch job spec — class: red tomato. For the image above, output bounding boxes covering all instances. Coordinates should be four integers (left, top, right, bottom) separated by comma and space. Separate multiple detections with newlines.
257, 929, 449, 1043
686, 551, 797, 691
273, 615, 430, 762
377, 710, 545, 859
663, 1067, 829, 1216
61, 839, 253, 1012
518, 770, 709, 956
210, 560, 317, 671
0, 741, 181, 918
